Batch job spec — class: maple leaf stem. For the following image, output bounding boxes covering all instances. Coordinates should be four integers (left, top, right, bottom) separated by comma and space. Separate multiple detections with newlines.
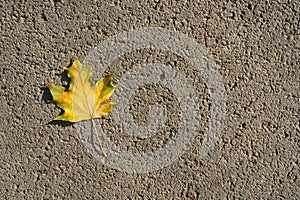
91, 118, 107, 157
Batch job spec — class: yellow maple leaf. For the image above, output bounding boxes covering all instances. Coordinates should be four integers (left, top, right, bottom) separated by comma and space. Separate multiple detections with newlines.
47, 56, 116, 156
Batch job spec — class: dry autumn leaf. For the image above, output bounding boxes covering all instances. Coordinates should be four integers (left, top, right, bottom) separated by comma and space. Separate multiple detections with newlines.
47, 56, 116, 156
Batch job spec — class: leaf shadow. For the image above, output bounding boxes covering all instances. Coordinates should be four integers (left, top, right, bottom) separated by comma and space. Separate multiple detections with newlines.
48, 120, 74, 127
60, 58, 74, 88
41, 86, 52, 103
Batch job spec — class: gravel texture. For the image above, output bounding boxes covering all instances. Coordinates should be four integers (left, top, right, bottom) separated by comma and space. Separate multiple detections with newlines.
0, 0, 299, 199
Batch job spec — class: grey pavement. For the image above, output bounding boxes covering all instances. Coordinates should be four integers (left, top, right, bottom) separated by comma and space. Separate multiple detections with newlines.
0, 0, 299, 199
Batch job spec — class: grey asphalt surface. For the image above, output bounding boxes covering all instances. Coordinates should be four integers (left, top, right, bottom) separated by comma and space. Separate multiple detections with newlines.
1, 0, 299, 199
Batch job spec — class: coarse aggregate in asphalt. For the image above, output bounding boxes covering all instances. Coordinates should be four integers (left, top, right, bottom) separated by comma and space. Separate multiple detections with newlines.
0, 0, 299, 199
